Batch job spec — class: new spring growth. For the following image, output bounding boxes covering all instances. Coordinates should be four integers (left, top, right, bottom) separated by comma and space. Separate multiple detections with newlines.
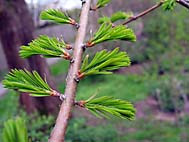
76, 48, 130, 80
40, 9, 80, 28
20, 35, 73, 61
76, 95, 136, 120
90, 0, 111, 11
2, 69, 62, 97
57, 36, 73, 50
85, 23, 136, 48
98, 11, 133, 24
2, 117, 28, 142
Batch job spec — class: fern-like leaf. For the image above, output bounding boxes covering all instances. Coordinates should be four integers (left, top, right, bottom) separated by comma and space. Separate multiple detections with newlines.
40, 9, 78, 27
20, 35, 71, 60
84, 96, 135, 120
162, 0, 176, 10
95, 0, 111, 9
86, 23, 136, 47
2, 69, 60, 97
2, 117, 28, 142
98, 16, 111, 24
110, 11, 132, 23
79, 48, 130, 78
98, 11, 133, 24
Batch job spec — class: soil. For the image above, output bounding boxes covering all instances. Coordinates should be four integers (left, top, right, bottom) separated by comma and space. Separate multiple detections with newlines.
135, 96, 179, 123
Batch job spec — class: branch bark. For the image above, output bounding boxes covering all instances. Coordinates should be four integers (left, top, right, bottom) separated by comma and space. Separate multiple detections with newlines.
49, 0, 91, 141
123, 1, 164, 25
176, 0, 189, 9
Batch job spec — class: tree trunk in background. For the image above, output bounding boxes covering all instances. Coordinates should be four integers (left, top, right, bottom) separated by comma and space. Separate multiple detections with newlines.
0, 0, 35, 113
0, 0, 60, 114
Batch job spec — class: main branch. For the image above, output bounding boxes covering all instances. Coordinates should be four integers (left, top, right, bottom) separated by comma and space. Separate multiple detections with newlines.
177, 0, 189, 9
49, 0, 91, 141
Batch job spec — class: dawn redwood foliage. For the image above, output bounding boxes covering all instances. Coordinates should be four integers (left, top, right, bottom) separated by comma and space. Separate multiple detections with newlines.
2, 0, 189, 141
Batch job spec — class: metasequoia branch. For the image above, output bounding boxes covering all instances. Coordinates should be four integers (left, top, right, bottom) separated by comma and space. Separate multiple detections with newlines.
123, 1, 164, 25
176, 0, 189, 9
49, 0, 91, 141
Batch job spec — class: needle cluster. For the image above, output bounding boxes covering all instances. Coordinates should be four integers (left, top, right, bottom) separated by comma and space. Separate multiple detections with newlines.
86, 23, 136, 47
20, 35, 71, 60
84, 96, 135, 120
79, 48, 130, 79
3, 69, 59, 97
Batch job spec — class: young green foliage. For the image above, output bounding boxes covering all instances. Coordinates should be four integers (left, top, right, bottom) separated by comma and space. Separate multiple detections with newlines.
2, 69, 59, 97
40, 9, 78, 27
20, 35, 71, 60
86, 23, 136, 47
162, 0, 176, 10
95, 0, 111, 9
2, 117, 28, 142
98, 11, 133, 24
79, 48, 130, 78
111, 11, 132, 23
98, 16, 111, 24
84, 96, 135, 120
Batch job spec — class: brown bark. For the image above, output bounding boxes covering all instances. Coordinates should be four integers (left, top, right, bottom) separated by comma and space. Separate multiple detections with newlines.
0, 0, 60, 114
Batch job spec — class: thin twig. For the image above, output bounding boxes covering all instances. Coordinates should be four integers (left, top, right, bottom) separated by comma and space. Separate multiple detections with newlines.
123, 1, 164, 25
49, 0, 91, 141
176, 0, 189, 9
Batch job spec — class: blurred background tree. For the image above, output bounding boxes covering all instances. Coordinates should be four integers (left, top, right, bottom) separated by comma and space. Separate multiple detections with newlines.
0, 0, 60, 114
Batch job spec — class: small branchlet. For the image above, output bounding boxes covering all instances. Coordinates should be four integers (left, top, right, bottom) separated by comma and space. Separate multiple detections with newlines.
85, 23, 136, 47
77, 96, 135, 120
176, 0, 189, 9
85, 23, 136, 48
98, 11, 133, 24
78, 48, 130, 80
40, 9, 79, 28
20, 35, 73, 61
90, 0, 111, 11
2, 69, 62, 97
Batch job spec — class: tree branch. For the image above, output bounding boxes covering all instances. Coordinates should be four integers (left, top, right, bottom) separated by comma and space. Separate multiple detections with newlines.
49, 0, 91, 141
123, 1, 164, 25
176, 0, 189, 9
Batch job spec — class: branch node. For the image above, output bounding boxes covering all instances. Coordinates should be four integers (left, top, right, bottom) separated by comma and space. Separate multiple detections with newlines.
75, 23, 80, 29
66, 44, 73, 50
75, 100, 86, 107
82, 44, 87, 51
74, 77, 80, 83
59, 94, 66, 101
90, 7, 97, 11
70, 58, 75, 63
